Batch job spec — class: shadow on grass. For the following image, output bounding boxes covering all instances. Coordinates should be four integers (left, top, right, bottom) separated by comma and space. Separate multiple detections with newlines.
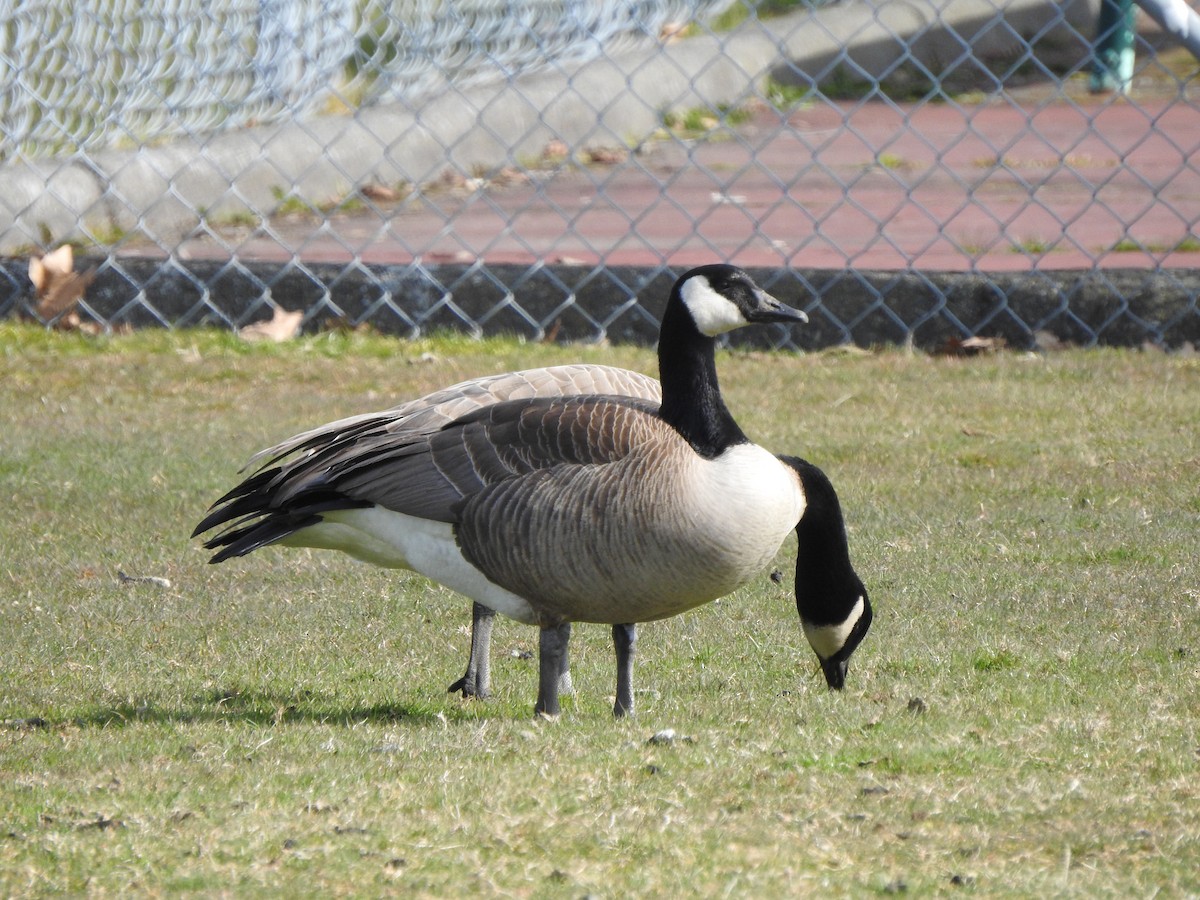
10, 687, 467, 730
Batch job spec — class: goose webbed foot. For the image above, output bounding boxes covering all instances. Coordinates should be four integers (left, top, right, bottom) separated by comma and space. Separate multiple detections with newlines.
448, 602, 495, 699
612, 623, 637, 717
535, 622, 572, 719
446, 673, 489, 699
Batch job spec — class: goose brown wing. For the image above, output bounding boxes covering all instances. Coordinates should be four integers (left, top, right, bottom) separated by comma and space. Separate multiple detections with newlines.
393, 365, 661, 428
242, 365, 661, 472
196, 392, 663, 558
324, 395, 664, 521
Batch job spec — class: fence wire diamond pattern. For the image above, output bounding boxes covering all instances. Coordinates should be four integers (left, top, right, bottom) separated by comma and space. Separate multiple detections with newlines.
1, 0, 1198, 349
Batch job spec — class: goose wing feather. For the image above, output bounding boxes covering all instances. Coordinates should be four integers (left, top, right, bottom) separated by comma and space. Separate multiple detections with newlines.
242, 365, 661, 472
323, 395, 663, 520
200, 393, 664, 544
453, 404, 702, 624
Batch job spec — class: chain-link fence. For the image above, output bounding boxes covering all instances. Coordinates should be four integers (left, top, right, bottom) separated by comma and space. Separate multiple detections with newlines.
1, 0, 1198, 348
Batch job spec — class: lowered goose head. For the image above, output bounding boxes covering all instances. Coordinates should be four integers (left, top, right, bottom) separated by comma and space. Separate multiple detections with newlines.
781, 455, 873, 690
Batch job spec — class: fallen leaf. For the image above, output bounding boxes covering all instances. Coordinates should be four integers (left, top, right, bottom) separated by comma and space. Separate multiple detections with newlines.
117, 570, 172, 589
493, 166, 530, 186
939, 335, 1006, 356
585, 146, 627, 165
28, 245, 96, 327
238, 307, 303, 343
360, 183, 405, 203
542, 140, 569, 162
660, 21, 689, 43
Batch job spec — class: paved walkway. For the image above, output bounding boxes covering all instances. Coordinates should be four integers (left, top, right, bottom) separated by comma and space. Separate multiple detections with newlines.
168, 86, 1200, 274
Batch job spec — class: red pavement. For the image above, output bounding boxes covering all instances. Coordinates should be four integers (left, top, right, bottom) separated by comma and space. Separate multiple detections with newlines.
168, 93, 1200, 273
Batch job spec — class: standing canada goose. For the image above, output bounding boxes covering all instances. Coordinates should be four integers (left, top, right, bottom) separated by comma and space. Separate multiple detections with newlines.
195, 264, 835, 717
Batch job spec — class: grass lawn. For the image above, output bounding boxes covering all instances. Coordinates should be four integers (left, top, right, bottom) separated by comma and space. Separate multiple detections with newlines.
1, 323, 1197, 896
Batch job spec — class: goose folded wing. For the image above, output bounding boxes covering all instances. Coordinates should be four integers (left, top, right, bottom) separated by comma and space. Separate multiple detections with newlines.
241, 366, 661, 473
325, 395, 662, 519
198, 394, 663, 553
394, 365, 660, 417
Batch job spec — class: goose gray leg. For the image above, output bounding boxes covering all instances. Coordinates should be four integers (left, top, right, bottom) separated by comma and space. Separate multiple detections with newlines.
448, 602, 496, 699
536, 622, 572, 718
449, 602, 575, 701
612, 623, 636, 717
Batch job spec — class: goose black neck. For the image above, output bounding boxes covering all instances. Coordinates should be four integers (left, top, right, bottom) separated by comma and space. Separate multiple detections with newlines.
788, 458, 862, 626
657, 295, 748, 458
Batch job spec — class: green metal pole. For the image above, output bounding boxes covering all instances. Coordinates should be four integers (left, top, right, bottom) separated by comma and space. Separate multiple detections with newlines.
1090, 0, 1137, 93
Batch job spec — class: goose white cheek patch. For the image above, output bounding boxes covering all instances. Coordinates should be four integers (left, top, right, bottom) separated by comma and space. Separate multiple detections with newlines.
802, 596, 866, 661
681, 276, 748, 335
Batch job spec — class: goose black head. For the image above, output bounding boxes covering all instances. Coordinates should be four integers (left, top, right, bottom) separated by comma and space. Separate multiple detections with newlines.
657, 266, 809, 458
779, 455, 873, 690
674, 264, 808, 337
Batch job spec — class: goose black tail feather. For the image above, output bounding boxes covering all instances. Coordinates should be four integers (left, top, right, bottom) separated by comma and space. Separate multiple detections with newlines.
207, 468, 282, 515
192, 468, 286, 538
204, 514, 325, 563
195, 480, 373, 563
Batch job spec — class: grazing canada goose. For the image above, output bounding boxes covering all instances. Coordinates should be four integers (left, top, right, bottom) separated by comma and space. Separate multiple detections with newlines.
420, 369, 869, 702
196, 264, 844, 717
